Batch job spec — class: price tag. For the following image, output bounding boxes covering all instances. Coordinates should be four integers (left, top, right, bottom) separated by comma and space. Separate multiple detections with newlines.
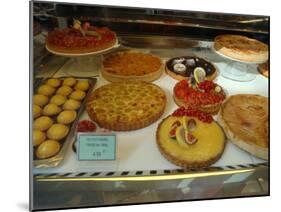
78, 133, 116, 161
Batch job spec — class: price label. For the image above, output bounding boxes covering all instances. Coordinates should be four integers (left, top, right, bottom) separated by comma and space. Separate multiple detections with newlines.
78, 133, 116, 161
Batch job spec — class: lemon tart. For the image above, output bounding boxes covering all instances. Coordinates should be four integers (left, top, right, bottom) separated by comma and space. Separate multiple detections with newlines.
157, 107, 225, 168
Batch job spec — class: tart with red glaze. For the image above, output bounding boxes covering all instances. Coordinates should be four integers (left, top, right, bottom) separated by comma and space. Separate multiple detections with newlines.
156, 107, 226, 168
46, 21, 117, 54
173, 79, 226, 114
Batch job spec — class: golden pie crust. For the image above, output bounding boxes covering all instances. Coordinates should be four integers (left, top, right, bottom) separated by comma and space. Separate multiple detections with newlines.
102, 51, 163, 82
156, 116, 226, 168
214, 35, 268, 63
218, 94, 268, 160
86, 81, 166, 131
258, 61, 269, 78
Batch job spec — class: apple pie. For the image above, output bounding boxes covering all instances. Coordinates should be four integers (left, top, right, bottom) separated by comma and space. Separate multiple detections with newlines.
218, 94, 268, 160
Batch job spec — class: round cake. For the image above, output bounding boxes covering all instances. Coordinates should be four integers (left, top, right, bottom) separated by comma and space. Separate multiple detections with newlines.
86, 81, 166, 131
102, 51, 163, 82
218, 94, 268, 160
157, 107, 225, 168
165, 56, 217, 81
214, 34, 268, 63
173, 79, 226, 114
46, 23, 117, 54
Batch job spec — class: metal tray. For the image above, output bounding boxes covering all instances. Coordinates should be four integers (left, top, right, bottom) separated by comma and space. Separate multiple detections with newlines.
33, 77, 97, 168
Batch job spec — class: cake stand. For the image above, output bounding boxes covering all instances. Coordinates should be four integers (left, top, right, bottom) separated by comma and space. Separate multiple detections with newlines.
212, 45, 267, 82
45, 41, 120, 77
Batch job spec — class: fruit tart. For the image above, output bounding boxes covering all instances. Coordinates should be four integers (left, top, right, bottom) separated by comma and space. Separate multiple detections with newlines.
173, 74, 226, 114
156, 107, 226, 168
46, 20, 117, 54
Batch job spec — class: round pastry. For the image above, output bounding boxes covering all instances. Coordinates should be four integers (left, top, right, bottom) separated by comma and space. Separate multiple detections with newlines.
36, 140, 61, 159
37, 84, 55, 96
33, 104, 42, 119
33, 94, 49, 107
50, 95, 67, 106
42, 103, 62, 116
56, 86, 73, 97
165, 56, 217, 81
214, 34, 268, 63
102, 51, 163, 82
33, 130, 46, 147
218, 94, 268, 160
63, 99, 81, 110
46, 78, 61, 88
74, 80, 90, 91
86, 81, 166, 131
57, 110, 77, 125
47, 124, 69, 141
46, 21, 117, 54
63, 77, 77, 87
157, 107, 225, 168
258, 61, 269, 78
69, 90, 86, 101
173, 80, 226, 114
33, 116, 53, 131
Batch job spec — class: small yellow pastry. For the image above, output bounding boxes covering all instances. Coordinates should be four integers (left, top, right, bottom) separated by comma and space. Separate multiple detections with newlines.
33, 104, 42, 119
57, 110, 77, 124
36, 140, 61, 159
33, 94, 48, 107
63, 77, 77, 87
46, 78, 61, 88
37, 84, 55, 96
33, 116, 53, 131
69, 90, 86, 101
63, 99, 81, 110
50, 95, 67, 106
47, 124, 69, 140
56, 86, 73, 96
33, 130, 46, 147
43, 103, 62, 116
74, 80, 90, 91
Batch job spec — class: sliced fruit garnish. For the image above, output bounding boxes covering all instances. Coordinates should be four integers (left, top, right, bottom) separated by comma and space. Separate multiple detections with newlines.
173, 63, 186, 73
182, 116, 189, 131
176, 126, 189, 148
169, 121, 181, 139
187, 119, 197, 132
215, 85, 222, 93
194, 67, 206, 84
185, 132, 198, 145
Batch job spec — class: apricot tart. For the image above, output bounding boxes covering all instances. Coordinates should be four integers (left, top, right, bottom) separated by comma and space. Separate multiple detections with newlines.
214, 35, 268, 63
173, 79, 226, 114
102, 51, 162, 82
165, 56, 217, 81
157, 107, 225, 168
86, 81, 166, 131
46, 21, 117, 54
218, 94, 268, 160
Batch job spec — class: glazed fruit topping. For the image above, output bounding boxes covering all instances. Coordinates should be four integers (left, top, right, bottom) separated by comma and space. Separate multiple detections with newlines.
174, 80, 225, 106
169, 120, 182, 139
172, 107, 213, 123
77, 120, 97, 132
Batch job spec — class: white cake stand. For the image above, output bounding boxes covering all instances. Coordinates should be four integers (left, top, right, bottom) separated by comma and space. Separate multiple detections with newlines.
212, 45, 267, 82
45, 41, 120, 77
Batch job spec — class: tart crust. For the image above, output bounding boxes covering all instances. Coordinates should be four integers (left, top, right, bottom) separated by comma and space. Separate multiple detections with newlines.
86, 81, 166, 131
101, 51, 163, 82
214, 35, 268, 63
156, 116, 226, 168
217, 94, 268, 160
258, 62, 269, 78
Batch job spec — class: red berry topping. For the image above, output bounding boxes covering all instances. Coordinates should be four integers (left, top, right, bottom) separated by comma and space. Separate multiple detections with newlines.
77, 120, 97, 132
172, 107, 213, 123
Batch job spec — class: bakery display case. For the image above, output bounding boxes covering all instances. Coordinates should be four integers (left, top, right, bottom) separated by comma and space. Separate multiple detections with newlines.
30, 1, 269, 211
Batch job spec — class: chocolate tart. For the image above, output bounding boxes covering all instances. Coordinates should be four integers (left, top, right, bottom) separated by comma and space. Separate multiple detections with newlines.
165, 56, 217, 81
